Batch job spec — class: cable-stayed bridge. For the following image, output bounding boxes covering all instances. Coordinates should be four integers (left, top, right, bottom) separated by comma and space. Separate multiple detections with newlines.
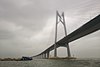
32, 11, 100, 59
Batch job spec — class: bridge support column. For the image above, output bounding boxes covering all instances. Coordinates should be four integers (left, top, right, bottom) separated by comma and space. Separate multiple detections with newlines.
42, 53, 46, 59
47, 51, 50, 59
40, 54, 42, 59
37, 56, 38, 59
42, 54, 44, 59
39, 55, 41, 59
44, 53, 46, 59
54, 44, 57, 57
66, 43, 71, 57
54, 11, 58, 57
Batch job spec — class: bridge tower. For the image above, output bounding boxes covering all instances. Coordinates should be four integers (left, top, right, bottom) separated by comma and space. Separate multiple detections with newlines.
54, 11, 71, 57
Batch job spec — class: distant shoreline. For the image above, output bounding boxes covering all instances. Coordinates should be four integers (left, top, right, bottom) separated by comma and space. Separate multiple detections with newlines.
0, 58, 22, 61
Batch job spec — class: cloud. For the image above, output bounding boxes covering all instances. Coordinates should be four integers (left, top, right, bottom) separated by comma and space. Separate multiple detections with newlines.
0, 0, 100, 58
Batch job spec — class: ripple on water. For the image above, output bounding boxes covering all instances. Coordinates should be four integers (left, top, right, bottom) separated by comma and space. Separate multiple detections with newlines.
0, 59, 100, 67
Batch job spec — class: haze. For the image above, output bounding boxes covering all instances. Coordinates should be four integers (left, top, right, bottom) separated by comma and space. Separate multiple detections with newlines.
0, 0, 100, 58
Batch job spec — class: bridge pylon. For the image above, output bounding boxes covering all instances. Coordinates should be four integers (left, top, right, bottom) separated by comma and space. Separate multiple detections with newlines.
54, 11, 71, 57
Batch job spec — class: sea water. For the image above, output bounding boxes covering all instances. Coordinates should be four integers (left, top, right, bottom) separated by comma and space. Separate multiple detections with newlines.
0, 59, 100, 67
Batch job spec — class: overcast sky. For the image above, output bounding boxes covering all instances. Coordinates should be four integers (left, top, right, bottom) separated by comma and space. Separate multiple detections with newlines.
0, 0, 100, 58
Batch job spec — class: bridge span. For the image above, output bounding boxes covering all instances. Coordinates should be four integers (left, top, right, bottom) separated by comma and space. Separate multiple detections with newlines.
32, 13, 100, 59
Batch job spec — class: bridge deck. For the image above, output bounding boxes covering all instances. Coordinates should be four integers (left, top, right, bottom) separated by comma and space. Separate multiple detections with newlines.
33, 14, 100, 57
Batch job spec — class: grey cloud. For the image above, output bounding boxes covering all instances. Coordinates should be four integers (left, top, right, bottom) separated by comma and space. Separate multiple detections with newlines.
0, 0, 100, 58
0, 0, 54, 32
0, 30, 14, 39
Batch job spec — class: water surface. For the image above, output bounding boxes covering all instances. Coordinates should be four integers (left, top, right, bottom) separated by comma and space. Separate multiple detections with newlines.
0, 59, 100, 67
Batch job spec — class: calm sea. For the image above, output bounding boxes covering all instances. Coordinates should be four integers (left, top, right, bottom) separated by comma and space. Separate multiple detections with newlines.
0, 59, 100, 67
